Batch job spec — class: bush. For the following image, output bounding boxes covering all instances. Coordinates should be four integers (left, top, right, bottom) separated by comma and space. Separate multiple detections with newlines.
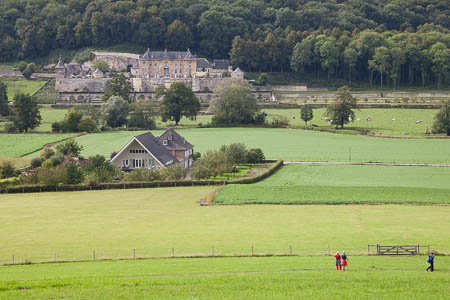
41, 159, 54, 169
124, 169, 161, 182
50, 153, 65, 166
160, 164, 186, 180
51, 121, 63, 133
40, 147, 55, 159
192, 152, 201, 161
30, 157, 45, 168
65, 162, 84, 184
0, 161, 17, 179
4, 122, 17, 133
247, 148, 265, 163
85, 165, 114, 185
78, 116, 98, 132
56, 139, 83, 157
0, 176, 22, 188
271, 115, 290, 127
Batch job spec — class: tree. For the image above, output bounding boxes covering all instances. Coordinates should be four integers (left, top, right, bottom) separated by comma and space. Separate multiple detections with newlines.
12, 93, 41, 132
78, 116, 98, 132
165, 20, 192, 51
220, 143, 248, 167
344, 47, 358, 83
160, 82, 200, 126
0, 79, 9, 116
300, 104, 314, 126
369, 46, 391, 89
326, 86, 358, 129
102, 73, 132, 102
432, 103, 450, 136
64, 108, 83, 132
247, 148, 265, 163
211, 78, 260, 126
428, 42, 450, 89
0, 161, 16, 179
128, 98, 156, 129
22, 63, 36, 79
101, 95, 129, 128
92, 59, 109, 73
55, 139, 83, 157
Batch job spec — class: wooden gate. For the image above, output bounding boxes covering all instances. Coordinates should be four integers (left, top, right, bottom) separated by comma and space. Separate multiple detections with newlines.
368, 244, 430, 255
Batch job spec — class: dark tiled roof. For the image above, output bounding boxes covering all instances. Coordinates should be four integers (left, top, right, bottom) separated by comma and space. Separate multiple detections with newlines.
158, 128, 193, 151
55, 56, 65, 69
141, 48, 196, 60
197, 58, 211, 68
135, 132, 179, 165
213, 59, 230, 70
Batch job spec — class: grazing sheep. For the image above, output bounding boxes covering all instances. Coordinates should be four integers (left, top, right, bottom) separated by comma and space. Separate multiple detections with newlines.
357, 118, 360, 121
366, 117, 371, 121
415, 120, 424, 124
321, 117, 329, 121
392, 118, 396, 121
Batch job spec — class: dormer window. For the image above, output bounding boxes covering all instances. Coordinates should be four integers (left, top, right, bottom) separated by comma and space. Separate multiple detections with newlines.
163, 139, 168, 146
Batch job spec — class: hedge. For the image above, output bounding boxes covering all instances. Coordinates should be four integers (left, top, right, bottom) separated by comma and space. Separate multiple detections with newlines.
0, 180, 227, 194
227, 160, 283, 184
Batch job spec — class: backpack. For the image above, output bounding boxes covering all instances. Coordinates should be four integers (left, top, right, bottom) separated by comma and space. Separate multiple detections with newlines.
342, 254, 347, 260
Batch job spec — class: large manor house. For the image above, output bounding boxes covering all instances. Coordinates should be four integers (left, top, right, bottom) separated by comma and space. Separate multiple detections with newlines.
54, 49, 260, 104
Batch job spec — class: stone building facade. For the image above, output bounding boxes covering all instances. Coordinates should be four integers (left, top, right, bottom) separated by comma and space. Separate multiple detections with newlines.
55, 49, 274, 105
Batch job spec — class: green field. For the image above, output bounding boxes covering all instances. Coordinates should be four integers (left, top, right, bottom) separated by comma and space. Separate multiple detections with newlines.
73, 128, 450, 164
0, 256, 448, 299
0, 187, 449, 264
266, 108, 438, 136
36, 108, 68, 132
215, 164, 450, 205
0, 134, 73, 157
5, 79, 47, 101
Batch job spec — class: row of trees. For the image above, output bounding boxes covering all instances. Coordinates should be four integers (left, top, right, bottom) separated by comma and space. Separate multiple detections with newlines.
0, 0, 448, 77
192, 143, 265, 180
231, 26, 450, 88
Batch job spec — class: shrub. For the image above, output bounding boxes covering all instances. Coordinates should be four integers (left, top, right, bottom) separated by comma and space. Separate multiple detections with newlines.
41, 159, 54, 169
271, 115, 290, 127
50, 153, 65, 166
4, 122, 17, 133
30, 157, 45, 168
0, 176, 22, 188
124, 169, 161, 182
85, 165, 114, 185
51, 121, 63, 133
65, 162, 84, 184
83, 155, 111, 173
56, 139, 83, 157
40, 147, 55, 159
192, 152, 201, 161
160, 164, 186, 180
247, 148, 265, 163
0, 161, 17, 179
78, 116, 98, 132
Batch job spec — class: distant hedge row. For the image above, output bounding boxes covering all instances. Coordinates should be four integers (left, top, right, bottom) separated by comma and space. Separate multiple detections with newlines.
228, 160, 283, 184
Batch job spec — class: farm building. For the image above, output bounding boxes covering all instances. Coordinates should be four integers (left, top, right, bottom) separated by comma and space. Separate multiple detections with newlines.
110, 129, 193, 170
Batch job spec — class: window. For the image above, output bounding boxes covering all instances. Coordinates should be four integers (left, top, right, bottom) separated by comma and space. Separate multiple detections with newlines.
163, 139, 168, 146
122, 159, 129, 167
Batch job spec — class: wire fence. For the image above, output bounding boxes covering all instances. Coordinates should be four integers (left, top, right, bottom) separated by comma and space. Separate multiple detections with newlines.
2, 244, 439, 266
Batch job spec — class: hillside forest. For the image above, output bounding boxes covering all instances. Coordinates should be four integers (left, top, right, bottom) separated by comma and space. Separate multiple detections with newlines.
0, 0, 449, 88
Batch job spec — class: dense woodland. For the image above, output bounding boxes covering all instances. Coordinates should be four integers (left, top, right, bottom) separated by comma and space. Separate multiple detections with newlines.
0, 0, 449, 87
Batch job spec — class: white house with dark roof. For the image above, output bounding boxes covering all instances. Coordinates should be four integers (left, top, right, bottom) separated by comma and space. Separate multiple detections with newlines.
110, 129, 193, 170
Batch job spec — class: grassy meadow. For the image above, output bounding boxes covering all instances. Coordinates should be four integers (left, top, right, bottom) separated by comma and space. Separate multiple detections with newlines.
0, 256, 449, 299
0, 187, 449, 264
0, 134, 73, 158
266, 108, 438, 136
5, 79, 47, 101
72, 128, 450, 164
215, 164, 450, 205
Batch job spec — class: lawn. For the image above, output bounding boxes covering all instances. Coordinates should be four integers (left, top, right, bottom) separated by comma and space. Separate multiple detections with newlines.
5, 79, 47, 101
73, 128, 450, 164
0, 134, 73, 157
266, 108, 439, 136
0, 187, 449, 264
214, 164, 450, 205
35, 108, 67, 132
0, 256, 448, 299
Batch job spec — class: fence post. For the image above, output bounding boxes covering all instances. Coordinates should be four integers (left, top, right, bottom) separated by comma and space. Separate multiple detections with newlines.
251, 246, 254, 256
172, 247, 174, 257
12, 255, 14, 265
427, 245, 430, 255
368, 245, 370, 255
328, 245, 330, 255
54, 253, 56, 262
290, 245, 292, 256
212, 247, 214, 257
133, 248, 135, 259
417, 244, 420, 255
376, 243, 379, 255
93, 250, 96, 261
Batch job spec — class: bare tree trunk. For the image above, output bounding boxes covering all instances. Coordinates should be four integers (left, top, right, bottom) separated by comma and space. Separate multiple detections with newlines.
380, 71, 383, 90
349, 68, 352, 83
421, 65, 425, 89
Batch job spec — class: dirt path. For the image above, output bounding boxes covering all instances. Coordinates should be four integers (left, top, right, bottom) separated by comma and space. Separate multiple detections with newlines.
284, 161, 450, 167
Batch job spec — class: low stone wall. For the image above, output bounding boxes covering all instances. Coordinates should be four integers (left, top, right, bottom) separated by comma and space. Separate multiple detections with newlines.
271, 85, 307, 91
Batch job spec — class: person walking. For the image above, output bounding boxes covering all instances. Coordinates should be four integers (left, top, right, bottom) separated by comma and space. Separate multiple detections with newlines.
334, 251, 341, 270
426, 253, 435, 272
341, 251, 348, 271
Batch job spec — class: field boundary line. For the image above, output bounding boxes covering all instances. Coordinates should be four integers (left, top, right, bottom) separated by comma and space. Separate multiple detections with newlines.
284, 161, 450, 167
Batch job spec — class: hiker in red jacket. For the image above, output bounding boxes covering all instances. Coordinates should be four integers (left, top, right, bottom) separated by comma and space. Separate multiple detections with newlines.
334, 251, 342, 270
341, 251, 348, 271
